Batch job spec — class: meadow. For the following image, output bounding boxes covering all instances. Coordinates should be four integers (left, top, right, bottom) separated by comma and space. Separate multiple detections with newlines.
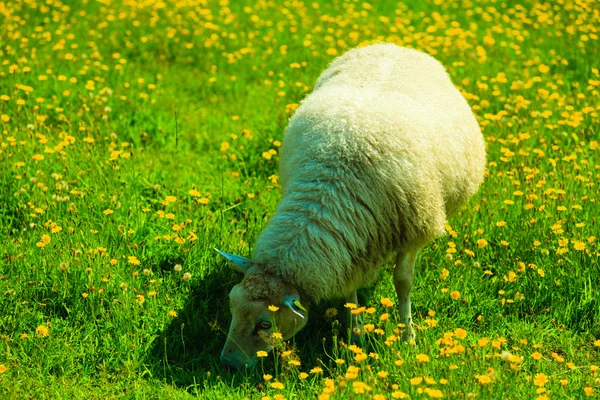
0, 0, 599, 398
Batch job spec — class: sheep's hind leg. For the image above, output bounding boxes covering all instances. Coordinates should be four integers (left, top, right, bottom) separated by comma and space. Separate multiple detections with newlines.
394, 251, 417, 343
346, 290, 364, 345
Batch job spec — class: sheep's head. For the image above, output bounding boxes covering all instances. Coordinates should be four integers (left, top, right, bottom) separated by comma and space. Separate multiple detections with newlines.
216, 249, 309, 369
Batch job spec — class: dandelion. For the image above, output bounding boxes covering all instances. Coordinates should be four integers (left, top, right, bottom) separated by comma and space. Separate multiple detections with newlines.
268, 305, 279, 312
182, 272, 192, 281
410, 376, 423, 385
450, 291, 461, 300
36, 325, 49, 337
189, 189, 200, 197
128, 256, 141, 265
103, 209, 113, 215
584, 387, 594, 396
477, 239, 488, 248
416, 354, 430, 363
426, 389, 444, 398
263, 374, 272, 381
168, 310, 177, 317
257, 350, 268, 357
454, 328, 467, 339
381, 297, 395, 307
299, 372, 308, 379
533, 373, 548, 387
0, 364, 6, 374
310, 367, 323, 374
270, 382, 284, 389
531, 352, 542, 360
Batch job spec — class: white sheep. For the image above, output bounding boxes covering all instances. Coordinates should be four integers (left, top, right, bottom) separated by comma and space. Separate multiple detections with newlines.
216, 43, 486, 369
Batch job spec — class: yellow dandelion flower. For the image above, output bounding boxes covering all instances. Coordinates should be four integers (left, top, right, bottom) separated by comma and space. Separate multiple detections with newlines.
378, 371, 388, 379
537, 269, 545, 277
354, 353, 367, 362
268, 305, 279, 312
32, 154, 44, 161
299, 372, 308, 379
477, 239, 488, 248
416, 354, 430, 363
310, 366, 323, 374
36, 325, 49, 337
392, 391, 408, 399
198, 198, 209, 205
426, 388, 444, 398
380, 297, 395, 307
478, 337, 489, 347
128, 256, 141, 265
270, 382, 284, 389
450, 291, 461, 300
584, 387, 594, 397
103, 209, 113, 215
531, 352, 542, 360
263, 374, 272, 381
533, 373, 548, 387
476, 374, 493, 384
538, 64, 550, 73
410, 376, 423, 385
454, 328, 467, 339
168, 310, 177, 317
594, 339, 600, 347
256, 350, 268, 357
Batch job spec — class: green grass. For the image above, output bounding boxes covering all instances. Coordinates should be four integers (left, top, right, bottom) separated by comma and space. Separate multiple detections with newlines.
1, 0, 599, 398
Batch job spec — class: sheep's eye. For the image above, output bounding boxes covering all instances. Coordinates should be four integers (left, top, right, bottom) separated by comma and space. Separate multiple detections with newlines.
258, 320, 272, 330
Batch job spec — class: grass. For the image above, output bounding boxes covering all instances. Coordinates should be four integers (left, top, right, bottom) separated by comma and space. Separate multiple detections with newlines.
0, 0, 599, 398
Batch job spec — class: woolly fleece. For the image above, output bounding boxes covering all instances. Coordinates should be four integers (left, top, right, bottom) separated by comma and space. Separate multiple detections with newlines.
252, 43, 486, 303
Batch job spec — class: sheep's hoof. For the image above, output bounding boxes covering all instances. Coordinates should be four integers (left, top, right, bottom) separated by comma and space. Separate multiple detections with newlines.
400, 324, 416, 345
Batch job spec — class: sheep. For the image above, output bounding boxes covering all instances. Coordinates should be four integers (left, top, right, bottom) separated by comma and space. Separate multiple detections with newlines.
216, 43, 486, 369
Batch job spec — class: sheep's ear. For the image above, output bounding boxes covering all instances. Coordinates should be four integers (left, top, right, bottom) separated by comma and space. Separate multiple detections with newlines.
214, 248, 254, 274
283, 295, 306, 319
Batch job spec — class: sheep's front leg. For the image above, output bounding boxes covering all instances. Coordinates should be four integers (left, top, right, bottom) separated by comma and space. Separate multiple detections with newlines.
346, 290, 363, 344
394, 251, 417, 343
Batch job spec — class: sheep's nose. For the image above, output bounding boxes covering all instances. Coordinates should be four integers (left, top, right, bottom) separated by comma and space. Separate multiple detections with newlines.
220, 351, 242, 370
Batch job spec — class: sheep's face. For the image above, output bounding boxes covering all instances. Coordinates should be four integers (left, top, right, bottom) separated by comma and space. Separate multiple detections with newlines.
220, 277, 308, 369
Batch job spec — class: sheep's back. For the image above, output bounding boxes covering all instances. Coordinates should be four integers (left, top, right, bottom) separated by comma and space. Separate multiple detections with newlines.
281, 44, 485, 248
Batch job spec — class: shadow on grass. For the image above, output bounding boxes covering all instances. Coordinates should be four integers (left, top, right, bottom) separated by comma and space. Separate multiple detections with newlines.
145, 264, 234, 389
145, 262, 374, 394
